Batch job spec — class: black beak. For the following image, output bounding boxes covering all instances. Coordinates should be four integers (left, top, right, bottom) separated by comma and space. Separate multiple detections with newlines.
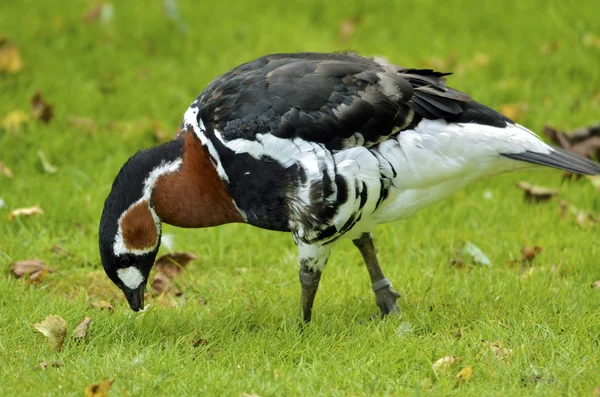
123, 283, 146, 311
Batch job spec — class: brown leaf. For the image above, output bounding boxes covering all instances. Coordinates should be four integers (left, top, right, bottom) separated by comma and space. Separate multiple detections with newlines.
72, 317, 92, 340
593, 386, 600, 396
0, 43, 24, 74
193, 337, 209, 347
455, 328, 462, 340
91, 300, 114, 313
33, 315, 67, 352
7, 205, 44, 220
543, 124, 600, 160
155, 252, 197, 279
10, 259, 55, 284
30, 92, 54, 124
338, 18, 357, 42
34, 361, 63, 370
433, 355, 457, 372
517, 181, 559, 203
84, 380, 114, 397
499, 103, 527, 123
151, 271, 172, 295
521, 245, 542, 263
455, 365, 473, 386
0, 161, 13, 178
2, 110, 29, 133
590, 281, 600, 289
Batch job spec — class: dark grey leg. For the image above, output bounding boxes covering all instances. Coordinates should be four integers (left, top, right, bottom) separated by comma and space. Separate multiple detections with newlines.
353, 233, 400, 318
296, 243, 331, 323
299, 267, 322, 323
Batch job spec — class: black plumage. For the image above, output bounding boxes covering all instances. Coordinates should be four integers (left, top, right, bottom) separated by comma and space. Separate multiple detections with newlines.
196, 52, 512, 150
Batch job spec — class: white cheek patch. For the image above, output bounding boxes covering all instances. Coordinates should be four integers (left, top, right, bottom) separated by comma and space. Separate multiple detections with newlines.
117, 266, 144, 289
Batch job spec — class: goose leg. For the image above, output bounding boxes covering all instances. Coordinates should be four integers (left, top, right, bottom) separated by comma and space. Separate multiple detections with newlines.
353, 233, 400, 317
297, 243, 331, 323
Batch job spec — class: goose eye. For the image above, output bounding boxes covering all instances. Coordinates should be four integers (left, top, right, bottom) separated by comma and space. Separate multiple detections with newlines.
119, 256, 130, 268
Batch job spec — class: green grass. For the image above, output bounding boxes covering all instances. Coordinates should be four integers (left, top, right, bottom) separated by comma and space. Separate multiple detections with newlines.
1, 0, 600, 395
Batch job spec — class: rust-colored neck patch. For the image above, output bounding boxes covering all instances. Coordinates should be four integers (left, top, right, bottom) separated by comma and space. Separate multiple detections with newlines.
152, 131, 244, 228
120, 200, 158, 251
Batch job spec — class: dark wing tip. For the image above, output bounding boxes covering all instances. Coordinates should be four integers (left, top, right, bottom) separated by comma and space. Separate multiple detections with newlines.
502, 147, 600, 175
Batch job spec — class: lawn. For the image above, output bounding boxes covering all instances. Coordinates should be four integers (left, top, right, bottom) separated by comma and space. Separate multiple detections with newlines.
1, 0, 600, 395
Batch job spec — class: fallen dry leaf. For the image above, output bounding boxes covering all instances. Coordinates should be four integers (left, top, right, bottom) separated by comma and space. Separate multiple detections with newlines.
455, 365, 473, 386
193, 337, 209, 347
10, 259, 55, 284
517, 181, 559, 203
591, 281, 600, 289
151, 271, 172, 295
91, 300, 114, 313
433, 355, 457, 372
2, 110, 29, 133
543, 124, 600, 160
8, 205, 44, 220
0, 161, 13, 178
37, 150, 58, 173
0, 43, 24, 74
338, 18, 359, 42
33, 315, 67, 352
521, 245, 542, 263
593, 386, 600, 397
34, 361, 63, 370
84, 380, 114, 397
499, 103, 527, 123
455, 328, 462, 340
72, 317, 92, 340
31, 92, 54, 124
155, 252, 197, 279
488, 341, 513, 361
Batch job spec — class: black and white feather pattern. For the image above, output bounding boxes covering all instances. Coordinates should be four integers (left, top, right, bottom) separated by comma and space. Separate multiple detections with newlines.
179, 52, 600, 271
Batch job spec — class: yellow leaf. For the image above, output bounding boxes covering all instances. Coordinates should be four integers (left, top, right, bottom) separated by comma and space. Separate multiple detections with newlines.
455, 365, 473, 385
2, 110, 29, 133
33, 315, 67, 352
7, 205, 44, 220
593, 386, 600, 396
0, 44, 24, 74
432, 355, 457, 372
0, 161, 13, 178
84, 380, 114, 397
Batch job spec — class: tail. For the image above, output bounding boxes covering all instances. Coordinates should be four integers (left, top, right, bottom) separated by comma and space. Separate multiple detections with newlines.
502, 147, 600, 175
